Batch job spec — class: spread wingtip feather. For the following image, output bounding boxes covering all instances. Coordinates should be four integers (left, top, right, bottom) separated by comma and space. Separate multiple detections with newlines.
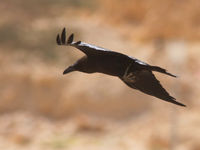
67, 34, 74, 44
56, 34, 61, 45
61, 28, 66, 44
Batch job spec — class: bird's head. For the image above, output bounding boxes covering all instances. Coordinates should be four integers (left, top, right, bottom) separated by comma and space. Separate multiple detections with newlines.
63, 56, 93, 74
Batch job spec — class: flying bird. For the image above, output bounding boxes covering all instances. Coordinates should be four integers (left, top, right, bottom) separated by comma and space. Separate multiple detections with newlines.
56, 28, 186, 107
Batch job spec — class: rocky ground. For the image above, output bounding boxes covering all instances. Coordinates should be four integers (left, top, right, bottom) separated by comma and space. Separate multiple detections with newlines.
0, 1, 200, 149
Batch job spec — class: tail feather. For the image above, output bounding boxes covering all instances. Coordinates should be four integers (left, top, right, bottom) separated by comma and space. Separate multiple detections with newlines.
150, 66, 177, 78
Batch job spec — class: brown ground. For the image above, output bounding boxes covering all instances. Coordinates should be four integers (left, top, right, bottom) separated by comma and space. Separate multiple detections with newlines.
0, 0, 200, 150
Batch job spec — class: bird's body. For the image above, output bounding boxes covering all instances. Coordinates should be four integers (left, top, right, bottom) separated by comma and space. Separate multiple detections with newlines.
79, 52, 131, 76
57, 28, 186, 107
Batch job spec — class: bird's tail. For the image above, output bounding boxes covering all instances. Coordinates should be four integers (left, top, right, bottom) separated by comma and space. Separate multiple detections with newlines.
150, 66, 177, 78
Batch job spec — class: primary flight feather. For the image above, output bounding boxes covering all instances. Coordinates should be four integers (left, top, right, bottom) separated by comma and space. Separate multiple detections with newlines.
56, 28, 186, 107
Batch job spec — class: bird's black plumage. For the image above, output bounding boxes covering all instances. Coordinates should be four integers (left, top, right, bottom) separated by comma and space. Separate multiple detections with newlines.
56, 28, 186, 107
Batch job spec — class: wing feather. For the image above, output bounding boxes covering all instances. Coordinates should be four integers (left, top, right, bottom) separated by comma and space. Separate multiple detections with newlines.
120, 70, 185, 107
57, 28, 124, 56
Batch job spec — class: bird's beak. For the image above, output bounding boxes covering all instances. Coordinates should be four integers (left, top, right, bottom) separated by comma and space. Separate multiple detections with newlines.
63, 66, 75, 75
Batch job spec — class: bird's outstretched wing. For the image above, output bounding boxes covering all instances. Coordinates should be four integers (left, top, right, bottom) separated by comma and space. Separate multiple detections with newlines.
57, 28, 119, 56
120, 70, 186, 107
57, 28, 177, 77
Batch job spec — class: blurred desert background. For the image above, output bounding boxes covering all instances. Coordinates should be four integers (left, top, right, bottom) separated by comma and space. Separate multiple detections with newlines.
0, 0, 200, 150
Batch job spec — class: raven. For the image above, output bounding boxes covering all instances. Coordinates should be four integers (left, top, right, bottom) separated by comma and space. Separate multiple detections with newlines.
56, 28, 185, 107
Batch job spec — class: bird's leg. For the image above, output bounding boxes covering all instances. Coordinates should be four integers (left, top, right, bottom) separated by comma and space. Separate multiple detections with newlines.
122, 61, 137, 83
